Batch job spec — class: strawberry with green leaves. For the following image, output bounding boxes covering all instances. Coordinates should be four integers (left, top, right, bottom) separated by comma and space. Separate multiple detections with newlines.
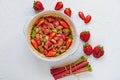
83, 43, 93, 56
80, 31, 90, 42
33, 1, 44, 11
93, 45, 104, 58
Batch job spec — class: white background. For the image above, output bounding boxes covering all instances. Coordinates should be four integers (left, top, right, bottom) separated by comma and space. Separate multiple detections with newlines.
0, 0, 120, 80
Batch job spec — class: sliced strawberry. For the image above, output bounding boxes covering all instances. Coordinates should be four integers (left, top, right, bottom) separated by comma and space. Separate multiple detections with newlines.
84, 15, 91, 23
93, 45, 104, 58
31, 39, 38, 49
83, 43, 93, 56
46, 50, 56, 57
78, 11, 85, 20
64, 8, 71, 17
55, 2, 63, 10
60, 20, 69, 29
37, 18, 44, 27
33, 1, 44, 11
66, 39, 72, 49
49, 32, 56, 40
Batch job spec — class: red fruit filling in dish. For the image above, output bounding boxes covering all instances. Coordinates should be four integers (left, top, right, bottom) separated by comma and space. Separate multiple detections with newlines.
30, 16, 73, 57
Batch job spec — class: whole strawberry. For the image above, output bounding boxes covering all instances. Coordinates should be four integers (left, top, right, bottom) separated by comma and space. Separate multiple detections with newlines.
64, 8, 71, 17
93, 45, 104, 58
33, 1, 44, 11
80, 31, 90, 42
83, 43, 93, 56
55, 2, 63, 10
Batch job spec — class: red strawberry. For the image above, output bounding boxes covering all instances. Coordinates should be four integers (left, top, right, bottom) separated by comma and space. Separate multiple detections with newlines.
33, 1, 44, 11
80, 31, 90, 42
31, 39, 38, 49
78, 11, 85, 20
55, 2, 63, 10
46, 50, 56, 57
66, 39, 72, 49
60, 20, 69, 29
84, 15, 91, 23
83, 43, 93, 56
49, 32, 56, 40
64, 8, 71, 17
93, 45, 104, 58
37, 18, 44, 27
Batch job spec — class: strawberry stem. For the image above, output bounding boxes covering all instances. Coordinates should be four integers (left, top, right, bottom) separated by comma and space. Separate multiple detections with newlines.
83, 31, 89, 34
98, 45, 104, 51
83, 43, 90, 47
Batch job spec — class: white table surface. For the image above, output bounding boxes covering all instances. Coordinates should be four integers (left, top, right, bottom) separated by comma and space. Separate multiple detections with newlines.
0, 0, 120, 80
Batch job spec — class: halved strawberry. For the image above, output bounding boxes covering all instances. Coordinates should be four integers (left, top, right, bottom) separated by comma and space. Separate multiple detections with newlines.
84, 15, 91, 23
66, 39, 72, 49
37, 18, 44, 27
49, 32, 56, 40
31, 39, 38, 49
55, 2, 63, 10
78, 11, 85, 20
46, 50, 56, 57
64, 8, 71, 17
33, 1, 44, 11
60, 20, 69, 29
